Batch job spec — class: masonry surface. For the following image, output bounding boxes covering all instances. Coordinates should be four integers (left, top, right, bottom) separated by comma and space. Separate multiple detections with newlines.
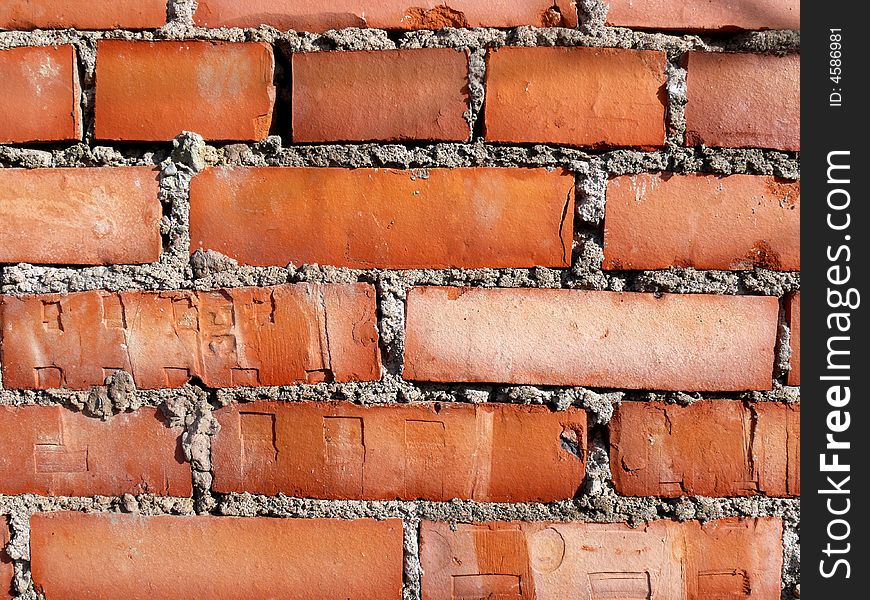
0, 1, 800, 599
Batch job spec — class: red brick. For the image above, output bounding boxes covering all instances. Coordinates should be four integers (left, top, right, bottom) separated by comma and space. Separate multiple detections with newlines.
405, 287, 779, 391
0, 45, 81, 143
292, 49, 469, 143
786, 292, 800, 385
0, 406, 190, 496
484, 46, 666, 148
0, 1, 167, 30
603, 174, 800, 271
212, 401, 586, 501
0, 284, 380, 390
610, 400, 799, 497
686, 52, 799, 150
95, 41, 275, 141
0, 519, 11, 600
30, 513, 403, 599
603, 0, 799, 31
421, 517, 782, 599
195, 1, 578, 30
190, 167, 574, 268
0, 167, 162, 265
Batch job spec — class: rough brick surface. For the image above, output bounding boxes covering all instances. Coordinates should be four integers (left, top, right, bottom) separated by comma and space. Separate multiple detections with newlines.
0, 45, 81, 143
610, 401, 800, 497
685, 52, 800, 150
30, 513, 404, 599
0, 406, 190, 496
212, 401, 586, 501
603, 174, 800, 271
292, 49, 469, 143
95, 41, 275, 141
484, 47, 666, 148
195, 1, 578, 31
0, 0, 167, 30
405, 288, 779, 391
0, 284, 380, 390
420, 518, 783, 599
603, 0, 800, 31
0, 167, 162, 265
787, 292, 800, 385
0, 520, 11, 600
190, 167, 574, 268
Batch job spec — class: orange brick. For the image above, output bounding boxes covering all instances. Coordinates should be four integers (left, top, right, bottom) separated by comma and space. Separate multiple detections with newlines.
484, 46, 666, 148
603, 0, 799, 31
405, 287, 779, 391
0, 406, 190, 496
787, 292, 800, 385
686, 52, 799, 150
195, 0, 578, 30
212, 401, 586, 501
0, 519, 11, 600
420, 518, 782, 599
610, 401, 799, 497
0, 167, 162, 265
603, 174, 800, 271
95, 41, 275, 141
190, 167, 574, 268
0, 0, 167, 30
0, 45, 81, 143
31, 513, 403, 599
0, 284, 380, 390
292, 49, 469, 143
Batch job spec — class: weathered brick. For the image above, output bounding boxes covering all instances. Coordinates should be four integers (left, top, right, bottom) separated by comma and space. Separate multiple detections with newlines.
190, 167, 574, 268
0, 167, 162, 265
787, 292, 800, 385
0, 45, 81, 143
603, 174, 800, 271
610, 401, 800, 497
484, 46, 666, 148
30, 513, 403, 599
686, 52, 800, 150
603, 0, 799, 31
0, 284, 380, 390
95, 41, 275, 141
0, 406, 190, 496
0, 0, 167, 30
421, 518, 782, 599
0, 519, 11, 600
212, 401, 586, 501
405, 287, 779, 391
195, 1, 578, 30
292, 49, 469, 143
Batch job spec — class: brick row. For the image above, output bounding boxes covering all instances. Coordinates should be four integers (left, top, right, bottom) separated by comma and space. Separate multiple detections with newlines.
421, 517, 783, 599
603, 0, 799, 31
0, 520, 10, 600
0, 284, 380, 390
30, 513, 404, 599
0, 1, 167, 30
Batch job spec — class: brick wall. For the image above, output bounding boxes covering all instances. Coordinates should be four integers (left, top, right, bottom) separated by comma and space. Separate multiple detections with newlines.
0, 1, 800, 598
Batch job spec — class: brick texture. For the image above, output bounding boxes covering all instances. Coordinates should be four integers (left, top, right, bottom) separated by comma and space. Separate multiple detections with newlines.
212, 401, 586, 501
0, 284, 380, 390
610, 401, 800, 497
30, 513, 404, 599
94, 41, 275, 141
292, 49, 469, 143
484, 46, 666, 148
0, 1, 167, 30
420, 518, 783, 599
603, 174, 800, 271
405, 287, 779, 391
0, 406, 190, 496
787, 292, 800, 385
194, 1, 578, 31
0, 167, 162, 265
685, 52, 800, 150
603, 0, 800, 31
0, 45, 81, 143
0, 520, 11, 600
190, 167, 574, 268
